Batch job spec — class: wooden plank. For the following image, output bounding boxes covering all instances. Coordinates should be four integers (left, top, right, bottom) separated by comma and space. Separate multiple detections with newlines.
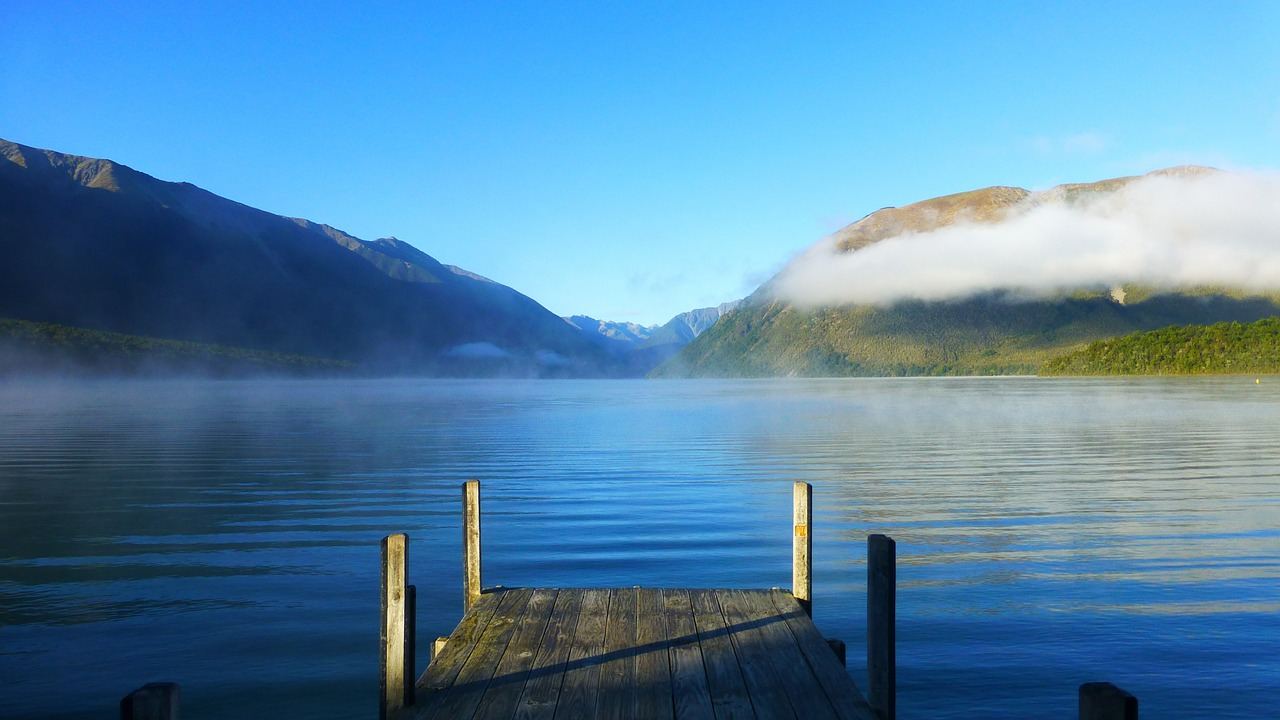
381, 533, 408, 720
867, 534, 896, 720
414, 588, 534, 720
768, 590, 877, 720
729, 590, 837, 719
119, 682, 179, 720
513, 588, 585, 720
634, 589, 674, 719
417, 591, 503, 693
463, 480, 482, 611
595, 588, 638, 720
689, 590, 754, 720
664, 590, 715, 720
1079, 682, 1139, 720
553, 589, 611, 720
472, 589, 560, 720
715, 590, 795, 719
793, 482, 813, 616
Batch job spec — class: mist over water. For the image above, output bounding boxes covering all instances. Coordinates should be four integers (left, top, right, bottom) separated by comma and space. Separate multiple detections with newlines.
1, 378, 1277, 719
776, 171, 1280, 306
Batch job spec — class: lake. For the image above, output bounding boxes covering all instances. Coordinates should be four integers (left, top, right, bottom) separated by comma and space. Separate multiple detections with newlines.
0, 377, 1277, 718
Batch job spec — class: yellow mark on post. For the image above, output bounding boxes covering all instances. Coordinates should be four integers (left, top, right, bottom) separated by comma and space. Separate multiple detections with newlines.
794, 524, 808, 538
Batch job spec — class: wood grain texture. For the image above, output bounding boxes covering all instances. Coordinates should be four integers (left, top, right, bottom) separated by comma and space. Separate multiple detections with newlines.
664, 590, 715, 720
689, 590, 754, 720
381, 533, 408, 720
407, 588, 872, 719
595, 588, 638, 720
727, 590, 836, 720
634, 589, 674, 719
792, 482, 812, 616
553, 589, 610, 720
463, 480, 482, 611
769, 590, 877, 720
472, 589, 559, 720
418, 592, 502, 693
513, 589, 584, 720
416, 589, 534, 720
715, 590, 795, 719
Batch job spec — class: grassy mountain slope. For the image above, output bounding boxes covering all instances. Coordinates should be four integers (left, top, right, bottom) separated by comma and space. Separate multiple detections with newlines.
658, 168, 1280, 377
0, 139, 611, 376
1041, 317, 1280, 376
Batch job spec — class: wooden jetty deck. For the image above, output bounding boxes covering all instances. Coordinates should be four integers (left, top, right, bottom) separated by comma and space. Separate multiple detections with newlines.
381, 481, 888, 720
408, 587, 875, 720
121, 480, 1141, 720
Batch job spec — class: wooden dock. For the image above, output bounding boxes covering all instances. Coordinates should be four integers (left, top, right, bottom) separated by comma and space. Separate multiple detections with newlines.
120, 479, 1141, 720
378, 480, 889, 720
408, 587, 874, 720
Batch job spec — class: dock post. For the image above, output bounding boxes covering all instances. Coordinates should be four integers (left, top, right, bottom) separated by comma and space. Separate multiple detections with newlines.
380, 533, 409, 719
792, 481, 812, 616
120, 682, 179, 720
868, 533, 896, 720
405, 584, 416, 708
463, 480, 482, 611
1079, 682, 1138, 720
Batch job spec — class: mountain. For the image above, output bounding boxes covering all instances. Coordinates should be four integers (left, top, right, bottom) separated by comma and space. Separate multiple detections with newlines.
644, 301, 743, 347
0, 139, 613, 376
564, 315, 657, 347
657, 168, 1280, 377
564, 300, 743, 374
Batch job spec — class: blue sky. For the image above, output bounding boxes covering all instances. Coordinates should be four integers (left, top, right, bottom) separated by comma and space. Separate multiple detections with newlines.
4, 2, 1278, 325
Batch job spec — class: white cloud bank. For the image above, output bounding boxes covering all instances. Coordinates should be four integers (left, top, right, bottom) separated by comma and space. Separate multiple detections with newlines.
775, 170, 1280, 307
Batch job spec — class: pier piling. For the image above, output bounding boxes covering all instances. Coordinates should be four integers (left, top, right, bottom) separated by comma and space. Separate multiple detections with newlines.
868, 533, 896, 720
793, 481, 813, 616
462, 480, 482, 611
380, 532, 410, 719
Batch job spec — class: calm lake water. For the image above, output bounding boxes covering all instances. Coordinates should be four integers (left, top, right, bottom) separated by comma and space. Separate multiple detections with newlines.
0, 378, 1277, 719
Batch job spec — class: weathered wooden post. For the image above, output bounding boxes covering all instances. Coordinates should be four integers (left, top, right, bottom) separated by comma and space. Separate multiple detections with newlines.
792, 481, 812, 616
868, 533, 896, 720
463, 479, 482, 611
1079, 682, 1138, 720
380, 533, 410, 719
120, 682, 179, 720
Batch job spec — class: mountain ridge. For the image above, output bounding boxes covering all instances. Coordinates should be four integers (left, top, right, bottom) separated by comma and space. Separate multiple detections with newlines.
0, 138, 613, 376
659, 166, 1277, 377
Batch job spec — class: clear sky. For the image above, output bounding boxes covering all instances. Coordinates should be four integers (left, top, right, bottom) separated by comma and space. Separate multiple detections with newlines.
4, 2, 1278, 325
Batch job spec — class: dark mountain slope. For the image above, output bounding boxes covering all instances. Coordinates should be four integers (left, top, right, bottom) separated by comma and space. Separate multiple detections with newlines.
0, 139, 610, 375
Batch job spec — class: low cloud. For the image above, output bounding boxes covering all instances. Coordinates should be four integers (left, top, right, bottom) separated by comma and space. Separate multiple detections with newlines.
443, 342, 511, 359
773, 170, 1280, 307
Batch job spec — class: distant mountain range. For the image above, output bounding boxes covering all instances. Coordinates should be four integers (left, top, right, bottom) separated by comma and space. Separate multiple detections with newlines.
563, 301, 741, 374
0, 139, 620, 376
659, 168, 1280, 377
